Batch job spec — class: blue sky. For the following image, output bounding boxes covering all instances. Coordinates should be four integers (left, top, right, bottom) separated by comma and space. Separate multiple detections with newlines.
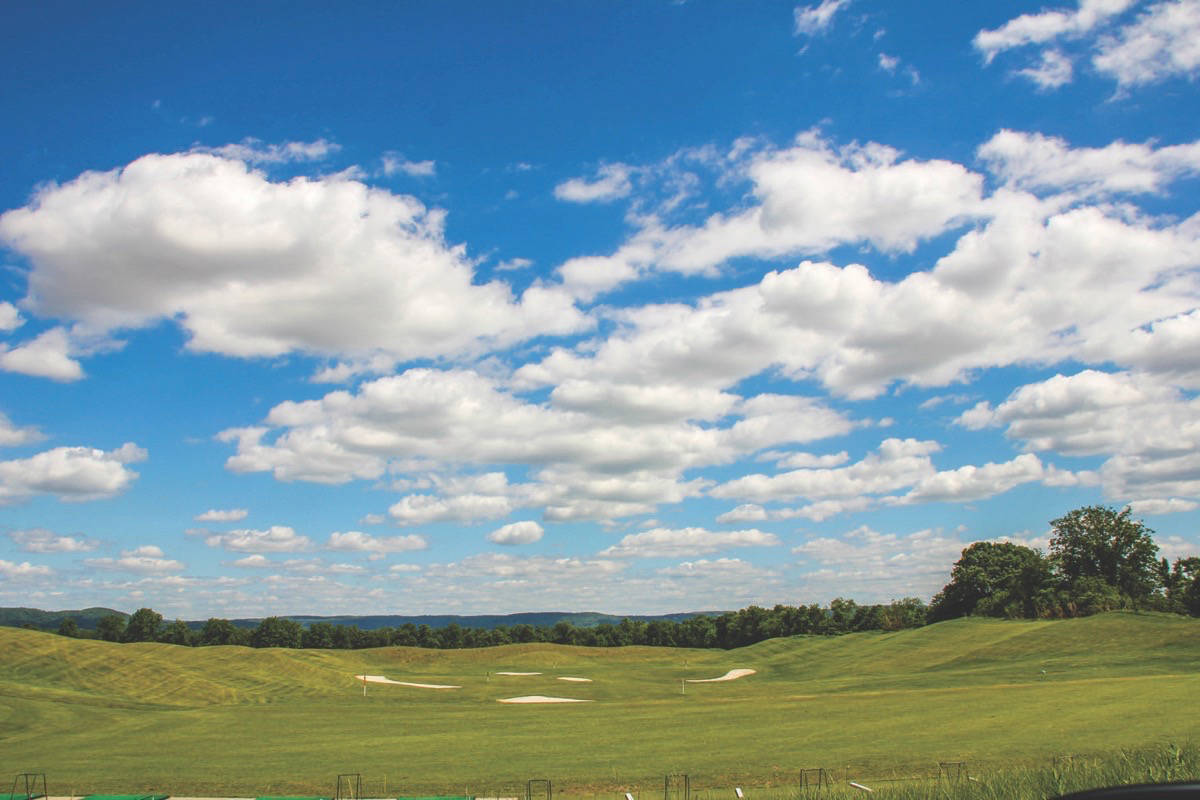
2, 0, 1199, 618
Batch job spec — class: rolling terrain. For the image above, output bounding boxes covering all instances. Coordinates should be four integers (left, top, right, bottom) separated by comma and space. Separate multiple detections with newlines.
1, 613, 1197, 796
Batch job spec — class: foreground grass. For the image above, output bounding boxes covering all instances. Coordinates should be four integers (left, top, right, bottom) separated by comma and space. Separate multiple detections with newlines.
703, 742, 1200, 800
0, 613, 1197, 796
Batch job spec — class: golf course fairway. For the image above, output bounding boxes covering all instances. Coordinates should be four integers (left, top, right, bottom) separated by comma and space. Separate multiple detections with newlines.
1, 612, 1197, 796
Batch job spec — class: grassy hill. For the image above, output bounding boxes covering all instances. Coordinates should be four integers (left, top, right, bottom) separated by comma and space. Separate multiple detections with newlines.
1, 612, 1197, 796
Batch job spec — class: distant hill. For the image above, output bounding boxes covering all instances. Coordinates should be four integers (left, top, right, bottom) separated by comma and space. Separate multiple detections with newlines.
0, 606, 719, 632
0, 606, 127, 631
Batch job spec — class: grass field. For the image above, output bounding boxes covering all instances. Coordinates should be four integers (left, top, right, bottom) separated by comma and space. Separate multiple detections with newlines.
1, 612, 1198, 797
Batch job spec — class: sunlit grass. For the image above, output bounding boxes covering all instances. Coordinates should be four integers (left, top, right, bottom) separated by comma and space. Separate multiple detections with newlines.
0, 613, 1197, 796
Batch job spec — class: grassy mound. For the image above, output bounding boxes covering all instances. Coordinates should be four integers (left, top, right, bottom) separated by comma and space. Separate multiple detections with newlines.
0, 612, 1197, 796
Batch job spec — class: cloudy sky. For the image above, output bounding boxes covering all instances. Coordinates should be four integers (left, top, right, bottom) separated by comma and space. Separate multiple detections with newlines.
1, 0, 1198, 618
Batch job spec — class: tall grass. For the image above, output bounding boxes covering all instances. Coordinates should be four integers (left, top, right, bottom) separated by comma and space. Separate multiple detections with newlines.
684, 742, 1200, 800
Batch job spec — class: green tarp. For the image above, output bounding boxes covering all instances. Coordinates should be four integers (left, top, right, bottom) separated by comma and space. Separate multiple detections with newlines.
1, 795, 45, 800
80, 794, 168, 800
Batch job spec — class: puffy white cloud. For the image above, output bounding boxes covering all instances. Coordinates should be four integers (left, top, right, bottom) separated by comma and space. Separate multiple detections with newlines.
0, 559, 53, 579
975, 0, 1199, 91
487, 521, 545, 546
194, 508, 249, 522
1128, 498, 1199, 515
0, 301, 21, 331
554, 163, 634, 203
0, 442, 145, 504
327, 530, 428, 557
715, 504, 769, 524
961, 370, 1200, 502
1016, 48, 1076, 88
776, 451, 850, 469
649, 136, 984, 273
389, 492, 514, 526
526, 157, 1199, 400
9, 528, 99, 553
712, 438, 941, 504
231, 554, 273, 568
0, 412, 42, 447
0, 327, 84, 381
1093, 0, 1200, 87
899, 453, 1049, 504
974, 0, 1136, 62
599, 527, 780, 558
979, 130, 1200, 196
0, 151, 587, 368
202, 525, 313, 553
221, 367, 855, 523
85, 545, 185, 574
793, 0, 851, 36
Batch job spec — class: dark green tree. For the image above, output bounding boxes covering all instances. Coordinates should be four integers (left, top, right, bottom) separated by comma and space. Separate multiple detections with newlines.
199, 618, 240, 646
56, 617, 80, 638
160, 619, 194, 646
251, 616, 303, 648
929, 542, 1053, 620
123, 607, 164, 642
1049, 505, 1160, 608
97, 613, 126, 642
302, 622, 335, 649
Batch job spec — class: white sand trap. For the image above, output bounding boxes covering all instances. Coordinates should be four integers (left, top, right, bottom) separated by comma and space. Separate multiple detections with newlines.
557, 676, 592, 682
495, 671, 542, 675
685, 668, 756, 683
498, 695, 592, 704
355, 674, 461, 689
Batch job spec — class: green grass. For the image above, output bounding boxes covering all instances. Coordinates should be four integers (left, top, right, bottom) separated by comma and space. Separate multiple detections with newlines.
1, 613, 1197, 797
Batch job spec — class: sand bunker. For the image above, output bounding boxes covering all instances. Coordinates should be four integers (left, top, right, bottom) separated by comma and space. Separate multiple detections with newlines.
557, 676, 592, 682
685, 668, 756, 683
498, 695, 592, 703
355, 674, 461, 689
495, 671, 542, 675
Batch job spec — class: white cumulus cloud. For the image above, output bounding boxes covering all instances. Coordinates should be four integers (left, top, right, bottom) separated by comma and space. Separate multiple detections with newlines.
0, 442, 145, 504
487, 521, 545, 546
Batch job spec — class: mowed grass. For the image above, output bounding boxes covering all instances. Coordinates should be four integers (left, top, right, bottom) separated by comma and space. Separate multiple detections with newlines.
1, 613, 1198, 796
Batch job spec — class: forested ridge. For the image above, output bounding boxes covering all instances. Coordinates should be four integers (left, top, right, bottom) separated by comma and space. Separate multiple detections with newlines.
20, 505, 1200, 650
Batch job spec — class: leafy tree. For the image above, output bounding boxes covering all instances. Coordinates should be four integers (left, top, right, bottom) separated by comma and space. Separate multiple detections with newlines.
199, 617, 241, 646
251, 616, 303, 648
930, 542, 1053, 621
160, 619, 194, 646
123, 607, 164, 642
551, 620, 578, 645
882, 597, 929, 630
302, 622, 335, 649
1049, 505, 1160, 608
1166, 557, 1200, 616
97, 613, 126, 642
56, 617, 80, 638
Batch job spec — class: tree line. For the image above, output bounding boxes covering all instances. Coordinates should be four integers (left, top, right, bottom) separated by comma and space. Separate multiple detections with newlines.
50, 505, 1200, 650
61, 596, 931, 649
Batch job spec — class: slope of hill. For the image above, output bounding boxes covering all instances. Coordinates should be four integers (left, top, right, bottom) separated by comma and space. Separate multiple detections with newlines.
0, 612, 1196, 795
0, 606, 126, 630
